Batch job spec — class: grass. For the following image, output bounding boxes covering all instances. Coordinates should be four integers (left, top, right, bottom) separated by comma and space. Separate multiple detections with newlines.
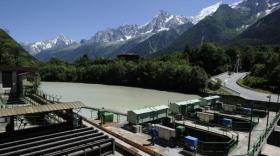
205, 87, 232, 95
237, 77, 274, 94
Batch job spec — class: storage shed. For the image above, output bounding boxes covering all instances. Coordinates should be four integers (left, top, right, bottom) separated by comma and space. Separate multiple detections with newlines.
127, 105, 168, 124
170, 99, 201, 115
201, 95, 220, 106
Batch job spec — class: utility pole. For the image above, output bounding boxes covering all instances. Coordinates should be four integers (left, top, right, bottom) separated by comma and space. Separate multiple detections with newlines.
233, 54, 241, 73
266, 95, 271, 131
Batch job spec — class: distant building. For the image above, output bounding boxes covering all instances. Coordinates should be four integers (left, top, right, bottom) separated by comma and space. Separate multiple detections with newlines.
117, 53, 140, 61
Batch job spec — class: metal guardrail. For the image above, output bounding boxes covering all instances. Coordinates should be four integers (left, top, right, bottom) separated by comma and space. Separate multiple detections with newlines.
246, 111, 280, 156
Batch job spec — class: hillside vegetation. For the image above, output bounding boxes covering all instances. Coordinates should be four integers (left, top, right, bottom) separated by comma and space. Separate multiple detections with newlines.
0, 29, 35, 66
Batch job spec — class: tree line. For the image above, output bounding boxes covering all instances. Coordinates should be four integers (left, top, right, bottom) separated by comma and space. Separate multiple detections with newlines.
39, 53, 208, 93
30, 43, 280, 94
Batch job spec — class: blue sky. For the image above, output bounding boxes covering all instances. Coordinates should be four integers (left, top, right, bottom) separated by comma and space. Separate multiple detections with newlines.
0, 0, 239, 43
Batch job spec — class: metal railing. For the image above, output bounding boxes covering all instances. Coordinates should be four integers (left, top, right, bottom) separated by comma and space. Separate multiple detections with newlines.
246, 111, 280, 156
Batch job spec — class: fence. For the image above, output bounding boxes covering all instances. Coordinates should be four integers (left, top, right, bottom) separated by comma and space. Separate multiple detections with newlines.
246, 111, 280, 156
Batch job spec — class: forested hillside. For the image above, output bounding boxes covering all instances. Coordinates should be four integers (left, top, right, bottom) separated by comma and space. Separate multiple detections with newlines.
0, 29, 35, 66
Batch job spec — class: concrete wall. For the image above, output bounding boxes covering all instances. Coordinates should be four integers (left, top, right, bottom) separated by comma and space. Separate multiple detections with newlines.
0, 72, 2, 89
199, 92, 280, 112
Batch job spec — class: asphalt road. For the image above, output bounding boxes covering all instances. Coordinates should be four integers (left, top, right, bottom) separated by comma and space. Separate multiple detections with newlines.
212, 72, 280, 103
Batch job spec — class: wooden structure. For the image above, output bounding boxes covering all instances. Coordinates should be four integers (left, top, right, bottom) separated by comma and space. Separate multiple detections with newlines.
0, 101, 115, 156
0, 101, 85, 132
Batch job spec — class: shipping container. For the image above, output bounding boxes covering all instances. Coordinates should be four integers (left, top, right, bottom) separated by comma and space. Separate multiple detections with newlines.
127, 105, 168, 124
102, 112, 114, 123
170, 99, 201, 115
223, 118, 233, 127
185, 136, 198, 146
153, 105, 169, 119
176, 125, 186, 133
201, 95, 220, 106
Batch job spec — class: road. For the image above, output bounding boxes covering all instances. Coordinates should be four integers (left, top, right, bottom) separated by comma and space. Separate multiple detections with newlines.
212, 72, 280, 103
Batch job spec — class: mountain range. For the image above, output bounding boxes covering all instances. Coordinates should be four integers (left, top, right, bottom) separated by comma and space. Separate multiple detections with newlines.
22, 34, 76, 55
160, 0, 280, 54
22, 0, 280, 61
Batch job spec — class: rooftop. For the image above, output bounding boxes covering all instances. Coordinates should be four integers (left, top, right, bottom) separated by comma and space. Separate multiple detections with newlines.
131, 105, 168, 114
0, 101, 85, 117
204, 95, 220, 100
175, 99, 201, 105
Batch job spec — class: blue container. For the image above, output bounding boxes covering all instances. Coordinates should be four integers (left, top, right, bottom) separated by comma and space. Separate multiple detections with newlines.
223, 118, 232, 126
184, 136, 198, 146
242, 108, 251, 114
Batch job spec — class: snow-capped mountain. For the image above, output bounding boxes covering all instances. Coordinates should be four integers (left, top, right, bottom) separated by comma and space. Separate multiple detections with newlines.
191, 1, 223, 24
22, 34, 76, 55
90, 10, 192, 43
231, 0, 280, 16
32, 0, 280, 61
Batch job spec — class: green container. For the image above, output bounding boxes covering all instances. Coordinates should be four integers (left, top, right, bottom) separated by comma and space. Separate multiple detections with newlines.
102, 112, 114, 123
98, 110, 107, 119
176, 125, 186, 133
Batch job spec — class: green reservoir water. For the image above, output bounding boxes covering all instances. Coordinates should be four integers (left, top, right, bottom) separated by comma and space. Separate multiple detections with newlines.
40, 82, 200, 115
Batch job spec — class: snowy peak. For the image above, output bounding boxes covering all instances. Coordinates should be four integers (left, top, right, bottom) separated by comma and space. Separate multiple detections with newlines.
23, 34, 75, 55
90, 10, 192, 43
231, 0, 280, 16
146, 10, 190, 32
191, 1, 223, 24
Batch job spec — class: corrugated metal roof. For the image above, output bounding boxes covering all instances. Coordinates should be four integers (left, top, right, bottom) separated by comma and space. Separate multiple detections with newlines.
0, 101, 85, 117
175, 99, 201, 106
133, 107, 153, 114
204, 95, 220, 100
131, 105, 168, 114
153, 105, 168, 111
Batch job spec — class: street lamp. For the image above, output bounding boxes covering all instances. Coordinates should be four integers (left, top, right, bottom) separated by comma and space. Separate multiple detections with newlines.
266, 95, 271, 131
